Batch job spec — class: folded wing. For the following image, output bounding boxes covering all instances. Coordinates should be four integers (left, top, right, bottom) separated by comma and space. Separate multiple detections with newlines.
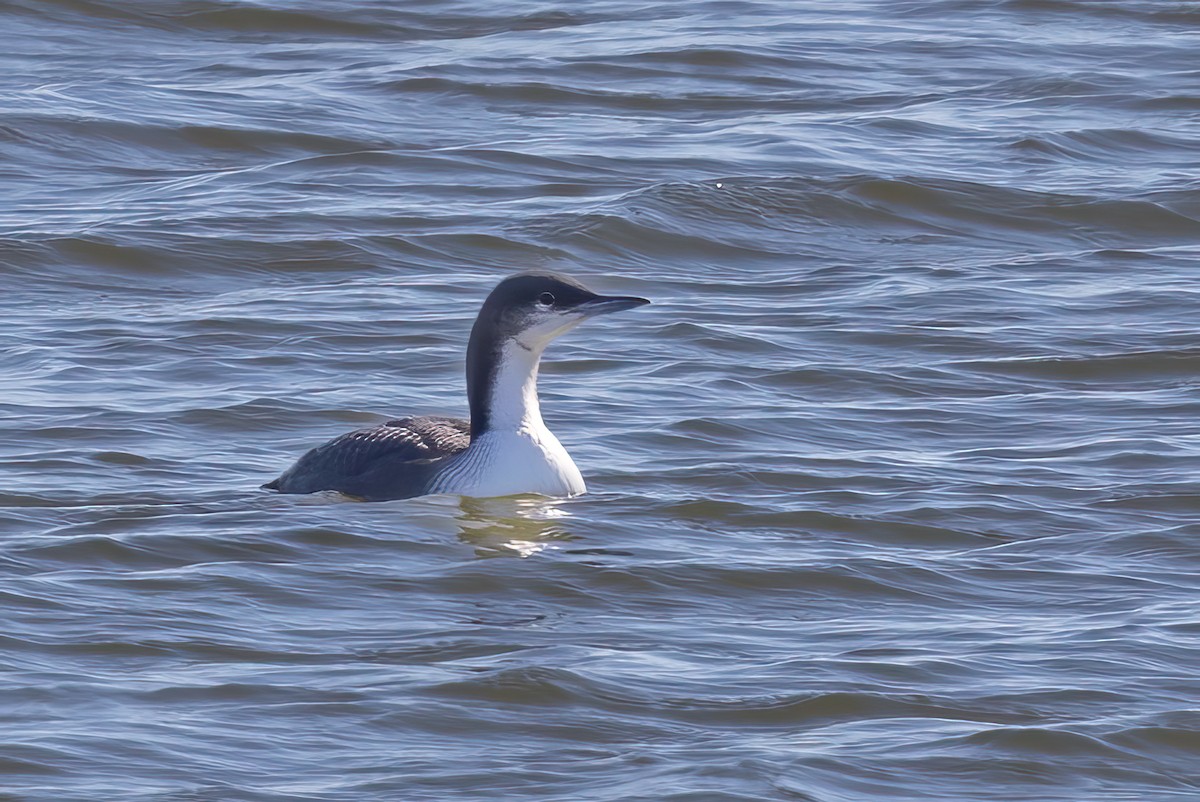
264, 415, 470, 500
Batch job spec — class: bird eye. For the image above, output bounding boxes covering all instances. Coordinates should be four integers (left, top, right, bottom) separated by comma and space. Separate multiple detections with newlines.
537, 292, 555, 307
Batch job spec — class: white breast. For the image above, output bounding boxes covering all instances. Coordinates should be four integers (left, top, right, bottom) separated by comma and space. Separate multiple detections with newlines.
430, 424, 586, 499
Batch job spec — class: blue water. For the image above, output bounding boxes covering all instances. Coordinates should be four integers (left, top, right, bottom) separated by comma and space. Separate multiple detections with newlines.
2, 1, 1200, 800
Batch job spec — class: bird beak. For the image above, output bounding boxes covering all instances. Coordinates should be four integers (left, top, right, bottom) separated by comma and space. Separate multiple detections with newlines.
576, 294, 651, 316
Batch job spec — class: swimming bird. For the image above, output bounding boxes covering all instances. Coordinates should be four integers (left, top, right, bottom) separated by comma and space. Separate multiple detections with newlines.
264, 272, 649, 501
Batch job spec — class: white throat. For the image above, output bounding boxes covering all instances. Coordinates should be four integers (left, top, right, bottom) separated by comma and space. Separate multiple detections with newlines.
485, 339, 547, 432
431, 339, 586, 498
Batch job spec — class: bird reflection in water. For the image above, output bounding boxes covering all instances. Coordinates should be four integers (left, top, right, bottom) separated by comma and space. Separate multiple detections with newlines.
454, 495, 576, 558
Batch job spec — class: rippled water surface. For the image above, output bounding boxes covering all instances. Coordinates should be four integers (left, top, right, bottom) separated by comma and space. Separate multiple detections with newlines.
3, 1, 1200, 799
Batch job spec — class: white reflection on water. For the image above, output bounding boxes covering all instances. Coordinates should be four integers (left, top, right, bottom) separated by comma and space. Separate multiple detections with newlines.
454, 495, 576, 557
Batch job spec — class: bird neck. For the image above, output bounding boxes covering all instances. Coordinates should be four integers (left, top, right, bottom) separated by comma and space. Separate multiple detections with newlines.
467, 333, 546, 440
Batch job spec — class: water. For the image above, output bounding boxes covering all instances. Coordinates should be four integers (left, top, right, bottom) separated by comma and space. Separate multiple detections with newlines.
2, 0, 1199, 799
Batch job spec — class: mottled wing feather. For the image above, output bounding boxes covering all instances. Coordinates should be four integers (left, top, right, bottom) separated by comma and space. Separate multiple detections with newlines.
265, 415, 470, 500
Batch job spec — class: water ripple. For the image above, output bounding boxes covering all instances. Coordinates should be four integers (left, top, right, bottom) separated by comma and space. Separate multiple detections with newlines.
3, 0, 1200, 799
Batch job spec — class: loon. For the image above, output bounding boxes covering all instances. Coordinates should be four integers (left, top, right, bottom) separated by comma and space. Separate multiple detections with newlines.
264, 272, 649, 501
